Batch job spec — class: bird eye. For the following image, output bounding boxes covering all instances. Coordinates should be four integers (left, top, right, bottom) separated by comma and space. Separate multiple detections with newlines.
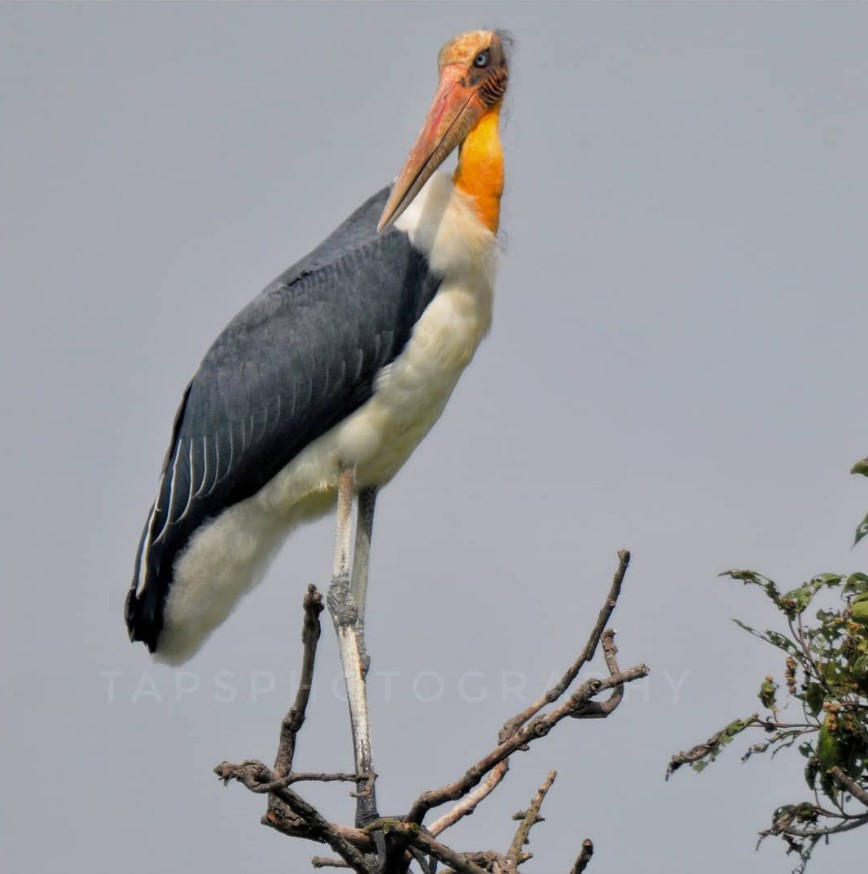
473, 50, 490, 68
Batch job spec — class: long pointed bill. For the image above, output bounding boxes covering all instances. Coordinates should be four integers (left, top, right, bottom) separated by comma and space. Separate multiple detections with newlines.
377, 65, 487, 232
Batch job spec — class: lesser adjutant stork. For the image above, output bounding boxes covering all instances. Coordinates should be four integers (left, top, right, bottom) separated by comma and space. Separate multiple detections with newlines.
125, 28, 510, 825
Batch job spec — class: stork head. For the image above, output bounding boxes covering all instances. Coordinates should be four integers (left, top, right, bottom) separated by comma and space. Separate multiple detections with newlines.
377, 30, 510, 232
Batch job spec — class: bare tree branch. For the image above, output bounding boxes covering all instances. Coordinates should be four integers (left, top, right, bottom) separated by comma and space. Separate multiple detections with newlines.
407, 553, 643, 829
569, 839, 594, 874
369, 821, 490, 874
216, 550, 647, 872
275, 584, 324, 777
405, 662, 649, 825
500, 550, 630, 742
441, 851, 532, 874
432, 627, 632, 841
262, 807, 370, 849
216, 761, 374, 871
507, 769, 557, 864
269, 785, 375, 873
268, 584, 325, 823
215, 760, 357, 790
597, 629, 624, 714
429, 761, 509, 837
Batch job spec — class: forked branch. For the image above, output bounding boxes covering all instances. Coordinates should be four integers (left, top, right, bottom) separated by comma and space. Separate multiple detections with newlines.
216, 551, 647, 873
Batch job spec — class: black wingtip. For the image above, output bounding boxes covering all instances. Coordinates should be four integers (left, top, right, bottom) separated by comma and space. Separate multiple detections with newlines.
125, 524, 162, 654
125, 585, 160, 653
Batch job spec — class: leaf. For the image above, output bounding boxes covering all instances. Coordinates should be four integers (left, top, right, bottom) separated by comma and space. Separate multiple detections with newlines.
804, 757, 819, 791
779, 576, 844, 617
854, 511, 868, 548
731, 620, 801, 657
781, 586, 814, 616
732, 618, 757, 634
844, 573, 868, 595
804, 683, 825, 717
742, 741, 772, 763
851, 598, 868, 626
765, 630, 801, 657
723, 570, 782, 606
851, 457, 868, 477
816, 715, 844, 799
812, 573, 844, 587
721, 717, 756, 744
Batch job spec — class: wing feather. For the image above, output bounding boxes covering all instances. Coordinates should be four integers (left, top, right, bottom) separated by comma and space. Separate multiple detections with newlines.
126, 187, 442, 649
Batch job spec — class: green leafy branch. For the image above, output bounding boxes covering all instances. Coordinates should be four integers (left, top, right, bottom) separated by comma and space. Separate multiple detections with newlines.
668, 460, 868, 873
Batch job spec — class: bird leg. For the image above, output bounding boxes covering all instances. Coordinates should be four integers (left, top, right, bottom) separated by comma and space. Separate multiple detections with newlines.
351, 486, 378, 678
327, 467, 380, 831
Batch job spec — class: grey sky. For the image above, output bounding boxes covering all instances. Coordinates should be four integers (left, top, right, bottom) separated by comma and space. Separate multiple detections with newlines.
3, 3, 867, 872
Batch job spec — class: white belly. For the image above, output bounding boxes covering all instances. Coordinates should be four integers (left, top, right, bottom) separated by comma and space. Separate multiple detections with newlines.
157, 173, 497, 663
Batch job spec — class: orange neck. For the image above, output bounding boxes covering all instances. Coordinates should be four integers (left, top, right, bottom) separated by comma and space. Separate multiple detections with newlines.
453, 104, 504, 233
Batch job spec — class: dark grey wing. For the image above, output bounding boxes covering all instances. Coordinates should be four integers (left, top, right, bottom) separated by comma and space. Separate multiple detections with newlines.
126, 187, 441, 650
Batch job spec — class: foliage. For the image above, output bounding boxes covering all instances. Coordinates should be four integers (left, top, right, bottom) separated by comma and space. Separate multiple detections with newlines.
852, 457, 868, 547
668, 460, 868, 873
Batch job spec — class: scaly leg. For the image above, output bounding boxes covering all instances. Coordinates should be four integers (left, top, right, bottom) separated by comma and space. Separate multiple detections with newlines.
351, 486, 378, 677
327, 467, 379, 828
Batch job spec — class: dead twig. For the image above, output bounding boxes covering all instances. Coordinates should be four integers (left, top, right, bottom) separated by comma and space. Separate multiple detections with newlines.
430, 761, 509, 837
215, 760, 357, 791
284, 771, 359, 786
597, 629, 624, 714
507, 769, 557, 864
431, 553, 636, 838
370, 821, 489, 874
216, 550, 647, 872
441, 851, 525, 873
569, 628, 628, 720
217, 761, 373, 870
275, 585, 324, 776
269, 584, 325, 821
262, 807, 370, 851
406, 553, 644, 830
271, 785, 374, 872
405, 661, 649, 825
570, 839, 594, 873
500, 550, 630, 742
